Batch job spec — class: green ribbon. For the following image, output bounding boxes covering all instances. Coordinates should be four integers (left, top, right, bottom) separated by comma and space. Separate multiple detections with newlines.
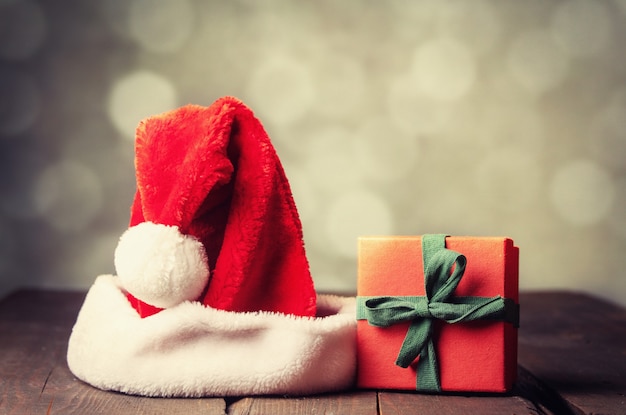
356, 234, 519, 392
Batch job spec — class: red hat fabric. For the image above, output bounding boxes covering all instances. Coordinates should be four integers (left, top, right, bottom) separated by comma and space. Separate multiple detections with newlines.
116, 97, 316, 318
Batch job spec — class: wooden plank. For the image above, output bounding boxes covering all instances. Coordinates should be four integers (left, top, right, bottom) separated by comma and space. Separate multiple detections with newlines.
0, 290, 226, 415
36, 365, 226, 415
0, 290, 84, 415
378, 387, 542, 415
514, 366, 583, 415
518, 291, 626, 415
377, 362, 595, 415
227, 391, 378, 415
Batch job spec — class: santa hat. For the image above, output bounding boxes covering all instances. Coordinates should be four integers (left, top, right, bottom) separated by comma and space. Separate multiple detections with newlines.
117, 97, 316, 317
67, 97, 357, 396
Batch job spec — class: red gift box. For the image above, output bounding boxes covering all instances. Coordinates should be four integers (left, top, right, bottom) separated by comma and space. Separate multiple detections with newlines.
356, 235, 519, 392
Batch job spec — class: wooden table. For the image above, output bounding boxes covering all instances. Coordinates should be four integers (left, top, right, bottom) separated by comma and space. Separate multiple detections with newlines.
0, 290, 624, 415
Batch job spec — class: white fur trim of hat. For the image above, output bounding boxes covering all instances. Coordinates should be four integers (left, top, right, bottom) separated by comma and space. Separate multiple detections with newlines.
67, 275, 357, 397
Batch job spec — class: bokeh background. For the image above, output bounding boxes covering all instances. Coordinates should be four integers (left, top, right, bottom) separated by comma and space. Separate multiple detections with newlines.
1, 0, 625, 305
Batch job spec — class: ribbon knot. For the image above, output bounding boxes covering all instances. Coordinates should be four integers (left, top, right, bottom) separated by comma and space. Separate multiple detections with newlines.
356, 234, 519, 392
416, 300, 431, 318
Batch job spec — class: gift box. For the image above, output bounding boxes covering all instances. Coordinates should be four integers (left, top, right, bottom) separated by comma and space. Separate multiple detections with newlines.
356, 235, 519, 392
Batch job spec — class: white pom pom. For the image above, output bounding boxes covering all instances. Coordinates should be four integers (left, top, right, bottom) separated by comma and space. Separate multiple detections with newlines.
114, 222, 210, 309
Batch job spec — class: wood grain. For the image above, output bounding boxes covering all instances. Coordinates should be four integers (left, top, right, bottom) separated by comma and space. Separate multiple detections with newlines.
227, 391, 377, 415
378, 391, 538, 415
518, 291, 626, 415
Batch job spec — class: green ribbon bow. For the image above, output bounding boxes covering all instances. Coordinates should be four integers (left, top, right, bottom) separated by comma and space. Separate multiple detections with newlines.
356, 234, 519, 392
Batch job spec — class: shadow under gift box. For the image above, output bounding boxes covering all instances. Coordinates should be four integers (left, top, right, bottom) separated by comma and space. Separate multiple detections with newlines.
356, 236, 519, 392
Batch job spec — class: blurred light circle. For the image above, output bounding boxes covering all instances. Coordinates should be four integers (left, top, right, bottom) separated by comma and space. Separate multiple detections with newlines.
96, 0, 131, 38
474, 149, 541, 213
304, 126, 363, 193
410, 37, 477, 102
478, 103, 545, 153
33, 160, 104, 233
312, 54, 366, 118
247, 55, 316, 126
387, 75, 452, 135
438, 0, 501, 55
507, 30, 569, 95
355, 117, 418, 182
549, 160, 614, 226
550, 0, 610, 58
128, 0, 194, 53
608, 175, 626, 239
0, 70, 40, 136
107, 70, 178, 139
67, 233, 120, 283
0, 153, 43, 219
589, 93, 626, 170
0, 0, 46, 60
326, 189, 394, 259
